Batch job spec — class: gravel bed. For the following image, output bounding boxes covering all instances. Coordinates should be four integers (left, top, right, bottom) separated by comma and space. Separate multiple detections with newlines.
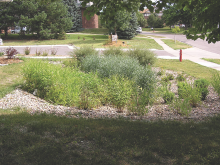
1, 68, 220, 122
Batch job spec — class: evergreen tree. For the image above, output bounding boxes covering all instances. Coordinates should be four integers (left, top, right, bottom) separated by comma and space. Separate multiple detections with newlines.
117, 12, 138, 39
62, 0, 82, 32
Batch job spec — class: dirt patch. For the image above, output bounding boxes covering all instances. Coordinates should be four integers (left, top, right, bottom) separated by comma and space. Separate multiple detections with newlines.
103, 40, 130, 47
0, 57, 23, 64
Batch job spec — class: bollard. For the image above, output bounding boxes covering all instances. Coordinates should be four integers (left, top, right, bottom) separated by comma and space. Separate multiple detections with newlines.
179, 49, 182, 62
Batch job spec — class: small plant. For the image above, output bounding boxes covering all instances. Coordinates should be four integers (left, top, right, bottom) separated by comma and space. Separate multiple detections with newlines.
157, 69, 164, 76
5, 47, 19, 59
70, 46, 98, 64
35, 49, 42, 56
176, 73, 186, 81
161, 76, 169, 83
42, 50, 49, 56
167, 73, 174, 80
194, 79, 209, 101
163, 90, 175, 104
127, 46, 157, 66
211, 72, 220, 96
178, 82, 201, 107
0, 49, 4, 56
51, 48, 58, 55
103, 46, 125, 56
24, 47, 31, 55
170, 97, 192, 116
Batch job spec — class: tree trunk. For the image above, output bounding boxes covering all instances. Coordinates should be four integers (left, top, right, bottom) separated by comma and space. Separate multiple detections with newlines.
4, 27, 8, 39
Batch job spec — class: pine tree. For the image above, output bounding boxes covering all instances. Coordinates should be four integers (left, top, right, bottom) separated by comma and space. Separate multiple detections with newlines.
117, 12, 138, 39
62, 0, 82, 32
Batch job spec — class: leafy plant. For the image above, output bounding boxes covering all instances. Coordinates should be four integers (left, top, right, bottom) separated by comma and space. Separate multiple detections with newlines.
35, 49, 42, 56
42, 50, 49, 56
157, 69, 164, 76
0, 50, 4, 56
127, 46, 157, 66
102, 46, 125, 56
176, 73, 186, 81
70, 45, 98, 64
127, 87, 150, 116
51, 48, 58, 55
161, 76, 170, 83
5, 47, 19, 59
163, 90, 175, 104
178, 82, 201, 107
24, 47, 31, 55
167, 73, 174, 80
211, 72, 220, 96
170, 97, 192, 116
194, 79, 209, 100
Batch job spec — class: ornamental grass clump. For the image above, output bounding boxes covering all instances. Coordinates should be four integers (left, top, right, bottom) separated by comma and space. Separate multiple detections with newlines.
127, 46, 157, 66
70, 45, 98, 64
177, 82, 201, 107
102, 46, 126, 56
212, 72, 220, 96
194, 78, 209, 101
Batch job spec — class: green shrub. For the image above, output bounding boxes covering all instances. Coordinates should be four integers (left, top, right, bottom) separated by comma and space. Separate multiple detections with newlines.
170, 97, 192, 116
157, 69, 164, 76
103, 76, 133, 110
102, 46, 125, 56
176, 73, 186, 81
177, 82, 201, 107
167, 73, 174, 80
211, 72, 220, 96
22, 60, 102, 108
70, 45, 98, 63
161, 76, 170, 83
163, 90, 175, 104
127, 46, 157, 66
24, 47, 31, 55
194, 79, 209, 101
63, 59, 78, 69
81, 55, 140, 79
127, 87, 150, 116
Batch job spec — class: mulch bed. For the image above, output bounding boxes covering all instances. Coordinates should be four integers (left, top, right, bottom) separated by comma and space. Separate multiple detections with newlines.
0, 57, 23, 64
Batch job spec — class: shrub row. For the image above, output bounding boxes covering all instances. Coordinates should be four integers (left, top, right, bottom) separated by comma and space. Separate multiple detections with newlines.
71, 45, 157, 67
22, 60, 156, 112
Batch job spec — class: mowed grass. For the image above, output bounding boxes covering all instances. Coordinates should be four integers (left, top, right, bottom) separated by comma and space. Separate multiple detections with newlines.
142, 27, 187, 34
0, 61, 24, 99
161, 39, 192, 50
203, 58, 220, 65
1, 34, 163, 49
154, 59, 217, 81
1, 110, 220, 165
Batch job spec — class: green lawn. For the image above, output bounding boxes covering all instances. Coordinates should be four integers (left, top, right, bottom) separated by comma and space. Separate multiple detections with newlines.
161, 39, 192, 50
1, 34, 163, 49
154, 59, 217, 81
142, 26, 187, 34
203, 58, 220, 65
78, 28, 109, 34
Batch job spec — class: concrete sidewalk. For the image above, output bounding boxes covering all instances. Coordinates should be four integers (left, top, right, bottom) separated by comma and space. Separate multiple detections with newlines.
1, 38, 220, 71
154, 38, 220, 71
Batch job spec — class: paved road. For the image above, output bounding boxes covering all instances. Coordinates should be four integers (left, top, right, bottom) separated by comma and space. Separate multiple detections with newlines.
142, 31, 220, 55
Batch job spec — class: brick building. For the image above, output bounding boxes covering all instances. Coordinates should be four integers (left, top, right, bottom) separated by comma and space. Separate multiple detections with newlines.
76, 1, 98, 29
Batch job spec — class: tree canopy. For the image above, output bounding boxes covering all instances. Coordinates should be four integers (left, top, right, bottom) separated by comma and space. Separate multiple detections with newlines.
178, 0, 220, 43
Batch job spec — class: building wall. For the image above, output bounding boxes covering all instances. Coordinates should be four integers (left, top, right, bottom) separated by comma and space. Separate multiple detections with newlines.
81, 8, 98, 29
